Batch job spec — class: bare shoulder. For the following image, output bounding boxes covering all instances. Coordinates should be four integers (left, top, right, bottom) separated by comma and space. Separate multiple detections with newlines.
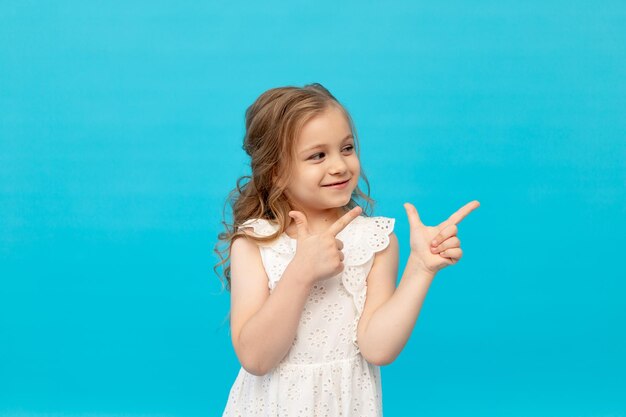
229, 233, 264, 271
231, 230, 258, 249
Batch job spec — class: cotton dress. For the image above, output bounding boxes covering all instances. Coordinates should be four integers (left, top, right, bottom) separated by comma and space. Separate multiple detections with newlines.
222, 214, 395, 417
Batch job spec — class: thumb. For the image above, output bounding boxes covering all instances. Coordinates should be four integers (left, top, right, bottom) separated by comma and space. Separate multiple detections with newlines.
288, 210, 310, 238
403, 202, 424, 228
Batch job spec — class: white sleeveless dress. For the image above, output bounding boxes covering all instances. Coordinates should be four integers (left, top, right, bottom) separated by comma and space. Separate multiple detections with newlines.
222, 215, 395, 417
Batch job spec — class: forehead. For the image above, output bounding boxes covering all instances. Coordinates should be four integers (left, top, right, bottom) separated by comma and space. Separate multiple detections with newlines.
296, 106, 352, 150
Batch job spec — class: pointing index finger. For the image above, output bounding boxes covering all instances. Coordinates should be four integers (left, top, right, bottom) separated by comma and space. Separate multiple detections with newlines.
327, 206, 363, 236
438, 200, 480, 229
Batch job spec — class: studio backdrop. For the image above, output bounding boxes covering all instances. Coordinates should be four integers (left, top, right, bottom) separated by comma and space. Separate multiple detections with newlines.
1, 1, 624, 416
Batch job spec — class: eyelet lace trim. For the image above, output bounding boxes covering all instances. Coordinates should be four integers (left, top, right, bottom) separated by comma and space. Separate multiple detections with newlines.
238, 216, 395, 318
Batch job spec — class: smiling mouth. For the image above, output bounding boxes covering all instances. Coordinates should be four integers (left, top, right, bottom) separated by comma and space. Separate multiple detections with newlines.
322, 179, 350, 186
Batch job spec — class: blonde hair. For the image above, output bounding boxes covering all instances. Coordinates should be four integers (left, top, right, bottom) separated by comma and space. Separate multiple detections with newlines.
214, 83, 374, 291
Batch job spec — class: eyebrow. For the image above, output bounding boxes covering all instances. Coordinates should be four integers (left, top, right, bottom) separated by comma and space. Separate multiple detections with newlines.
299, 134, 354, 155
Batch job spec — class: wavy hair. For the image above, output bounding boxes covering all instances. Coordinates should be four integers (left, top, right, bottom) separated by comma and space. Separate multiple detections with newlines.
214, 83, 374, 292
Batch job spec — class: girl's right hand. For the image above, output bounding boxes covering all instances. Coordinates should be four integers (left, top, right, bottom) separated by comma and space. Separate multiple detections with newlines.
288, 206, 363, 285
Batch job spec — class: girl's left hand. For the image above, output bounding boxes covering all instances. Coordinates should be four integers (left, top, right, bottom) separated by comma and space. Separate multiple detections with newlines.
403, 200, 480, 276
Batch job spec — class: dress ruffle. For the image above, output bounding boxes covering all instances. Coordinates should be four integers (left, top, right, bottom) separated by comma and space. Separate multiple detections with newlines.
238, 216, 395, 319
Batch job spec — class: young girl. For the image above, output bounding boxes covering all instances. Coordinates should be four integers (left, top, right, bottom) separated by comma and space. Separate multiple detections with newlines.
215, 83, 479, 416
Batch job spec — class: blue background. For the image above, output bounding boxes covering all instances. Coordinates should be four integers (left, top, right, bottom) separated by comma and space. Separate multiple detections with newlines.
1, 1, 625, 416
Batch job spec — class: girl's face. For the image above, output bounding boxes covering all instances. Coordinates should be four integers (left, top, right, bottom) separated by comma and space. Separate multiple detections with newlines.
284, 105, 360, 217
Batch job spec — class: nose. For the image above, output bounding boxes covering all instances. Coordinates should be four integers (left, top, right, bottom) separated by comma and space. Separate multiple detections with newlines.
328, 153, 348, 175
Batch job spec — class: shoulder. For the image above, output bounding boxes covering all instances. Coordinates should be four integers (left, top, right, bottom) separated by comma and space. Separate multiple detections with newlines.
355, 215, 395, 233
353, 215, 396, 251
230, 231, 262, 259
340, 215, 396, 266
228, 219, 275, 256
234, 218, 289, 254
237, 218, 280, 238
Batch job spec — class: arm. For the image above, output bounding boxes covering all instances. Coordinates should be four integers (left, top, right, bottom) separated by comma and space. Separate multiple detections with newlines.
230, 235, 314, 376
232, 206, 363, 376
356, 232, 436, 366
357, 200, 479, 365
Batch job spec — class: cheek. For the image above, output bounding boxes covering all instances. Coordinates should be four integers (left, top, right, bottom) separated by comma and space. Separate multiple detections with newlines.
303, 169, 323, 187
350, 157, 361, 176
291, 167, 318, 189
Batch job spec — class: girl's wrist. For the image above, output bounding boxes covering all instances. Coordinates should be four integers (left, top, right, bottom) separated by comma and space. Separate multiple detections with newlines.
407, 253, 437, 280
288, 256, 316, 289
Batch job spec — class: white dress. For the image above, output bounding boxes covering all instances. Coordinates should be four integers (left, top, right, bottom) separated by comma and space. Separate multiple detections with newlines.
222, 215, 395, 417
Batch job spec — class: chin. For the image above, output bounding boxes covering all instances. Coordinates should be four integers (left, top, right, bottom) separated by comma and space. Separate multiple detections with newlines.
316, 199, 352, 212
336, 195, 353, 208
